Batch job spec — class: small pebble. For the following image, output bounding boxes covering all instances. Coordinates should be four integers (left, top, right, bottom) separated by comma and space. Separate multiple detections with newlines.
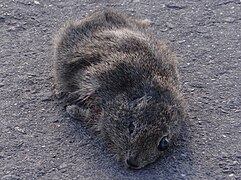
0, 16, 5, 23
59, 162, 68, 169
34, 0, 40, 5
1, 175, 20, 180
7, 25, 26, 32
0, 152, 4, 158
166, 22, 175, 29
14, 127, 26, 134
41, 96, 53, 102
196, 27, 208, 33
166, 3, 187, 10
181, 153, 187, 158
223, 17, 235, 23
160, 28, 168, 32
27, 73, 37, 77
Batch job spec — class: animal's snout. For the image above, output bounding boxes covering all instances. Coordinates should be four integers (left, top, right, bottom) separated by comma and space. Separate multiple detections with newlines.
126, 156, 139, 169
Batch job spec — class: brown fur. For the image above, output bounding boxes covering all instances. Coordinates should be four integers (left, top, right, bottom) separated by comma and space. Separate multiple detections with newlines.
53, 9, 185, 169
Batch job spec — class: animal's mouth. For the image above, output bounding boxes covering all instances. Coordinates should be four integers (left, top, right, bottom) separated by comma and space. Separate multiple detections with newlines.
124, 151, 159, 169
126, 164, 143, 170
126, 159, 140, 169
125, 155, 145, 170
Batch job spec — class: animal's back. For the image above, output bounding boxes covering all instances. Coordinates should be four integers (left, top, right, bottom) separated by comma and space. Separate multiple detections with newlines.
54, 9, 150, 95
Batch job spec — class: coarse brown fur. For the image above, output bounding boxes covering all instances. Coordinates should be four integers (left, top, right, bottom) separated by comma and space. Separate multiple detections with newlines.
53, 9, 185, 169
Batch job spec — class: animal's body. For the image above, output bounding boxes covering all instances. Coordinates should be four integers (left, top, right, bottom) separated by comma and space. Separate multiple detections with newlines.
54, 9, 185, 169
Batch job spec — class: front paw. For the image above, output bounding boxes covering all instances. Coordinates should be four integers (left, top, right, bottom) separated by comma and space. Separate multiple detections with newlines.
66, 105, 79, 118
66, 105, 89, 120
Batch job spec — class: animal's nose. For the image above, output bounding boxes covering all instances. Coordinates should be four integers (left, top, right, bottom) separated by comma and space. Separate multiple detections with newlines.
126, 157, 139, 169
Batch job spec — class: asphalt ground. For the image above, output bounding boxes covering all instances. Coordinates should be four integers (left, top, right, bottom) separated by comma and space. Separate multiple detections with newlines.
0, 0, 241, 179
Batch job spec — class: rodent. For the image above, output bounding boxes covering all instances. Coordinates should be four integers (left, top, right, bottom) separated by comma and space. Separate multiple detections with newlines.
53, 9, 185, 169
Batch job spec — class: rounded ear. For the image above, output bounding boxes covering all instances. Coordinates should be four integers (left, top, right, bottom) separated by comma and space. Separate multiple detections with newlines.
130, 95, 152, 110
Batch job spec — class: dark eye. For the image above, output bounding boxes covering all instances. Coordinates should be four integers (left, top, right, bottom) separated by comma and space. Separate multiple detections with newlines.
128, 122, 135, 135
157, 136, 169, 151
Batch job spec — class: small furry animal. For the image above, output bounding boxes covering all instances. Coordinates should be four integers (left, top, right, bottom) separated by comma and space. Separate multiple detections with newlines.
53, 9, 185, 169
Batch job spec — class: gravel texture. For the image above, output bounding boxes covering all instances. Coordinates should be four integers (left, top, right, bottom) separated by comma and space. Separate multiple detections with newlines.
0, 0, 241, 179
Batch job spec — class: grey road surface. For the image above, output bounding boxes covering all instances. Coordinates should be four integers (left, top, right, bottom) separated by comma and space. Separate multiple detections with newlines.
1, 0, 241, 179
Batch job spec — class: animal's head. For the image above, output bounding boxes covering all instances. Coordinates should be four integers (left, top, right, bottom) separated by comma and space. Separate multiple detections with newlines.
80, 53, 184, 169
99, 84, 184, 169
